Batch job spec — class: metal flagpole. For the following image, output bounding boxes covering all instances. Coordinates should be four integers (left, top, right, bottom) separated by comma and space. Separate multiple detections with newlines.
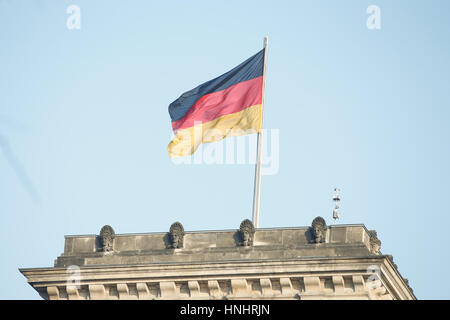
252, 36, 268, 228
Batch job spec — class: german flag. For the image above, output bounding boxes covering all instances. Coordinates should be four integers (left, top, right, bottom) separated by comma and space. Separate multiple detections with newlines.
168, 49, 265, 158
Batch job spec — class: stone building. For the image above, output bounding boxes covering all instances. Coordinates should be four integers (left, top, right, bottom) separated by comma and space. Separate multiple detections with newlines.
20, 218, 415, 300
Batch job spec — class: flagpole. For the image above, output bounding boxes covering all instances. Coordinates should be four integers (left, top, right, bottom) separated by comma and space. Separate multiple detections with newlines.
252, 36, 268, 228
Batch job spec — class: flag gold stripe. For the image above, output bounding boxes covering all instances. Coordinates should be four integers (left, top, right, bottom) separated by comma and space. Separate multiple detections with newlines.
168, 104, 261, 158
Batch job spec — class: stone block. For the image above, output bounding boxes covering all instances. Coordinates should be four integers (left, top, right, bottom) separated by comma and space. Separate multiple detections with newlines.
135, 235, 166, 250
136, 282, 151, 299
114, 236, 136, 251
89, 284, 106, 299
117, 283, 129, 299
303, 276, 321, 292
188, 281, 200, 297
346, 227, 364, 243
353, 275, 366, 292
208, 280, 221, 297
254, 230, 282, 246
72, 237, 96, 253
282, 229, 309, 246
47, 286, 59, 300
260, 278, 272, 296
280, 277, 294, 296
330, 227, 346, 243
231, 279, 249, 297
184, 233, 217, 249
216, 232, 236, 247
332, 276, 345, 293
64, 238, 74, 253
160, 281, 177, 298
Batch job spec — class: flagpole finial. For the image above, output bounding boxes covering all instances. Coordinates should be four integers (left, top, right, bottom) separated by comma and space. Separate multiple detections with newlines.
332, 188, 341, 223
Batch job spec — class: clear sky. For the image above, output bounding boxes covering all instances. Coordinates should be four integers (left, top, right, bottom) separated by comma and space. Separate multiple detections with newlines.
1, 0, 449, 299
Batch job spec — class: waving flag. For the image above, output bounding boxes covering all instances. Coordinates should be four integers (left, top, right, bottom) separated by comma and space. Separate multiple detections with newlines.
168, 49, 265, 157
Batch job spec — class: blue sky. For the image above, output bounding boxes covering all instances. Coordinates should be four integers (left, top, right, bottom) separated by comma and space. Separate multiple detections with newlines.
1, 0, 449, 299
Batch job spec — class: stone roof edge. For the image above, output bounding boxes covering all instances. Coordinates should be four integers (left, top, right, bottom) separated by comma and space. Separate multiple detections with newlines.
19, 254, 382, 273
64, 223, 368, 239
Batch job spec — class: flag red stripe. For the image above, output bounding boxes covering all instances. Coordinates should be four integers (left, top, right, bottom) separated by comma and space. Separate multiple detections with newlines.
172, 76, 263, 131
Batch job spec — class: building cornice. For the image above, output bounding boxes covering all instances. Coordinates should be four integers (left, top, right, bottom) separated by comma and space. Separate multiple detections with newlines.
20, 219, 415, 300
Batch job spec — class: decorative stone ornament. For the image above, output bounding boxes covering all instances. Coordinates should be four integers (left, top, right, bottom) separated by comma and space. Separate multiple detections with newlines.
239, 219, 255, 246
368, 230, 381, 254
169, 222, 184, 249
310, 217, 327, 243
99, 225, 115, 253
387, 254, 398, 269
403, 278, 414, 293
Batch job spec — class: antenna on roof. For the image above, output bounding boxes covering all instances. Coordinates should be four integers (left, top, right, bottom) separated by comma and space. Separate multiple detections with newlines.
332, 188, 340, 223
